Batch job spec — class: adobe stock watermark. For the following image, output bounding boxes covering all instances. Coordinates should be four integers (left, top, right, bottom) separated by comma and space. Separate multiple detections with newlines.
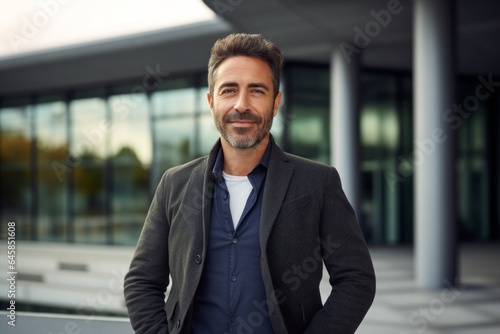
385, 73, 500, 191
339, 0, 408, 64
400, 279, 464, 334
7, 0, 73, 53
51, 64, 169, 182
211, 0, 245, 16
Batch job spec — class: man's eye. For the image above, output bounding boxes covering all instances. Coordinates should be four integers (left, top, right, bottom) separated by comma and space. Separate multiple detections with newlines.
252, 90, 264, 94
221, 89, 236, 94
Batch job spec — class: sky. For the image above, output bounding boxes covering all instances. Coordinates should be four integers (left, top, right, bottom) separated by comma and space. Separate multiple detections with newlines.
0, 0, 216, 58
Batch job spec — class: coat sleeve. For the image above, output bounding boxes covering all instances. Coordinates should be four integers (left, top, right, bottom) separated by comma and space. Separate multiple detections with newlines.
305, 167, 376, 334
124, 172, 170, 334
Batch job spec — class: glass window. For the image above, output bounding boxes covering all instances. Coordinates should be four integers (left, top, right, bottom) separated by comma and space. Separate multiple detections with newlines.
288, 105, 329, 162
360, 73, 400, 244
70, 97, 107, 244
151, 87, 198, 178
155, 117, 196, 173
36, 98, 68, 242
152, 81, 196, 116
109, 93, 151, 245
457, 80, 489, 241
361, 74, 399, 158
285, 66, 330, 164
0, 101, 33, 240
398, 76, 414, 244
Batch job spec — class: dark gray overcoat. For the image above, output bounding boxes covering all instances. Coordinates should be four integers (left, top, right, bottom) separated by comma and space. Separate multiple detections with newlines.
124, 136, 376, 334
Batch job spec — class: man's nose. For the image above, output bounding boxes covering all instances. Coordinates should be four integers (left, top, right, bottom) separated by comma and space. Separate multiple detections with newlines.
234, 92, 250, 113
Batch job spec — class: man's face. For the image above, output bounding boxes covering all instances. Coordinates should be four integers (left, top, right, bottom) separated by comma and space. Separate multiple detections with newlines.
208, 56, 282, 149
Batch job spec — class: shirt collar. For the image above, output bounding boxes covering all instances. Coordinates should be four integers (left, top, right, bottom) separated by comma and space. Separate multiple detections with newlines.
212, 140, 271, 178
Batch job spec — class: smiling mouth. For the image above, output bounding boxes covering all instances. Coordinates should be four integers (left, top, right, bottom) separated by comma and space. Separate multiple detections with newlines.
229, 120, 256, 127
224, 111, 261, 123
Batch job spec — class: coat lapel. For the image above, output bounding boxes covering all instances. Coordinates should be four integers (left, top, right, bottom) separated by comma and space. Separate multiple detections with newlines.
260, 137, 294, 251
201, 140, 220, 253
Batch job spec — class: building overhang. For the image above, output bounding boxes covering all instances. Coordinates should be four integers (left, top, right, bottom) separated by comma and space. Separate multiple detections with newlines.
1, 0, 499, 97
203, 0, 500, 75
0, 18, 233, 96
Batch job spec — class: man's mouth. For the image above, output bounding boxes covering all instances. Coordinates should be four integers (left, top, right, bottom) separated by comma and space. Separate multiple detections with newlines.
228, 120, 256, 127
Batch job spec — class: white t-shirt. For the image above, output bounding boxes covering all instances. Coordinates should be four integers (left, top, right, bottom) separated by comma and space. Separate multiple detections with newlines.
222, 171, 253, 229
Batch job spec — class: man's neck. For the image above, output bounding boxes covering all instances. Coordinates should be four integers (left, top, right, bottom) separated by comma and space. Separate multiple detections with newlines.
220, 136, 270, 176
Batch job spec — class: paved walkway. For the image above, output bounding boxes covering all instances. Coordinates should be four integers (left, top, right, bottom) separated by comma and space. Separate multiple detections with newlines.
353, 243, 500, 334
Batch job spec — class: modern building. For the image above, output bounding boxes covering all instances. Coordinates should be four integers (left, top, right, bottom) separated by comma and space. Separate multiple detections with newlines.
0, 0, 499, 317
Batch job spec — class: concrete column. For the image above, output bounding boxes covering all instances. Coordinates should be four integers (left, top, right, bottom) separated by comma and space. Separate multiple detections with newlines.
330, 48, 361, 222
414, 0, 458, 289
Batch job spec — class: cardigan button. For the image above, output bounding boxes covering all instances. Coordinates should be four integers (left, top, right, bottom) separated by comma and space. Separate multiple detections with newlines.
195, 255, 202, 264
176, 319, 181, 328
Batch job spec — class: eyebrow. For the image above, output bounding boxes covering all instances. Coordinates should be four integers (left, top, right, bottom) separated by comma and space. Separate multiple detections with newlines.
217, 82, 271, 92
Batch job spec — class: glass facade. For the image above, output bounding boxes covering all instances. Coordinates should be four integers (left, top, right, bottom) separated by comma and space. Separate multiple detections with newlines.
70, 94, 108, 244
0, 66, 499, 248
109, 90, 151, 246
151, 79, 204, 181
361, 73, 403, 244
0, 100, 33, 240
283, 65, 331, 164
456, 79, 491, 241
36, 97, 68, 242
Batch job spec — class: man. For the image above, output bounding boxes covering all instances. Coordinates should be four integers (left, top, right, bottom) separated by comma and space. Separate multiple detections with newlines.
124, 33, 375, 334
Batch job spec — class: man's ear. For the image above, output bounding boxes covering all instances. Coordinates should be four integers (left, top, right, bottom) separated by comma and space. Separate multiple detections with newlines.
207, 91, 214, 114
273, 92, 282, 117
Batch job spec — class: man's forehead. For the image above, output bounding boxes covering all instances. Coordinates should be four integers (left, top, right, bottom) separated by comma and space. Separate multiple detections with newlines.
213, 56, 273, 84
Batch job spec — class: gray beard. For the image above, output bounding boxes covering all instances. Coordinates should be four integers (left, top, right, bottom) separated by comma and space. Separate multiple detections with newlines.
222, 130, 264, 149
215, 111, 273, 149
